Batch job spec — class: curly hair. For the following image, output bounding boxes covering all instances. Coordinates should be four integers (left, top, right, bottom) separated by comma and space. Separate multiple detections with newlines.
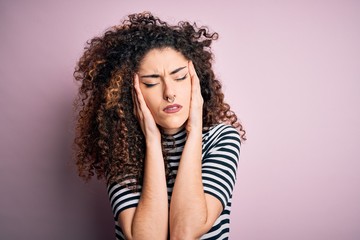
73, 12, 246, 186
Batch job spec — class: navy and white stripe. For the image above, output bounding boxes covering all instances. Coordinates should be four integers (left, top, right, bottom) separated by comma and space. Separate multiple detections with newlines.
107, 123, 241, 240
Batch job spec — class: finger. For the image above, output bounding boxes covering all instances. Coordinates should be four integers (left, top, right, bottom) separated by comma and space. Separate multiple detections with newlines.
189, 61, 199, 81
189, 61, 202, 98
188, 61, 201, 91
133, 74, 149, 112
134, 74, 155, 124
132, 74, 142, 119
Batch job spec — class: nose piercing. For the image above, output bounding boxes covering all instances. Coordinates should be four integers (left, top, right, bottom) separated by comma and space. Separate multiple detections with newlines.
166, 95, 176, 103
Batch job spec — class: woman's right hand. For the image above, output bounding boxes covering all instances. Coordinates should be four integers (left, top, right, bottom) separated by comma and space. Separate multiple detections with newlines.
133, 74, 161, 141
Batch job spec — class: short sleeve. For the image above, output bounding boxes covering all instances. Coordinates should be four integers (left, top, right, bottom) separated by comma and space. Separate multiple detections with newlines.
107, 180, 141, 220
202, 124, 241, 209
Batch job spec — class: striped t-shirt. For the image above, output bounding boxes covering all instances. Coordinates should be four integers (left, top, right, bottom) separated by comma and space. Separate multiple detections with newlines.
107, 123, 241, 239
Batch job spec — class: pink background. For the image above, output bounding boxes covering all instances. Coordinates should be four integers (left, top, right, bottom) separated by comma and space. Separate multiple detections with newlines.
1, 0, 360, 239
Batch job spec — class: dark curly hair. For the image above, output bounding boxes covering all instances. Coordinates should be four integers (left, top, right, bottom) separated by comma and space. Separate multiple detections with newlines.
73, 12, 246, 186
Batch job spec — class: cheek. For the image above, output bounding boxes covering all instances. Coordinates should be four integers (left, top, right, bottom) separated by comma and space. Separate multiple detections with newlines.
142, 93, 161, 114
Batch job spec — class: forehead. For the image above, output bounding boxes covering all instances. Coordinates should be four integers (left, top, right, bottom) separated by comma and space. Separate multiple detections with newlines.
139, 47, 188, 71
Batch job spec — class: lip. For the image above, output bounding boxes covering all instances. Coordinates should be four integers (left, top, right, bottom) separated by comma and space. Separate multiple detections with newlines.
163, 104, 182, 113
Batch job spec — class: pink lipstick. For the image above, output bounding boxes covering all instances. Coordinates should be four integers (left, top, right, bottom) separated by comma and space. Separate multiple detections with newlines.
163, 104, 182, 113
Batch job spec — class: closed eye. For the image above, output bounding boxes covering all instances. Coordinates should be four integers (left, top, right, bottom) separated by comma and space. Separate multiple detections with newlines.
143, 82, 159, 88
176, 74, 188, 81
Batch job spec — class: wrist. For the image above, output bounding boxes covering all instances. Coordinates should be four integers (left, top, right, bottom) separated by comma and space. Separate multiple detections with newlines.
186, 123, 203, 135
145, 134, 161, 146
186, 127, 202, 139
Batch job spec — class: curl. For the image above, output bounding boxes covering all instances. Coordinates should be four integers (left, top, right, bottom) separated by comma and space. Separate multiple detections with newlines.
73, 11, 246, 187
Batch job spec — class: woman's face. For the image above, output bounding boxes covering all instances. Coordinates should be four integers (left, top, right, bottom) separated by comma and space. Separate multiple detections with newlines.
137, 47, 191, 134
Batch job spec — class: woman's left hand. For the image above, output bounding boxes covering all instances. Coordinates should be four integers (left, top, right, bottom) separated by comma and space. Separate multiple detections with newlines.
186, 61, 204, 133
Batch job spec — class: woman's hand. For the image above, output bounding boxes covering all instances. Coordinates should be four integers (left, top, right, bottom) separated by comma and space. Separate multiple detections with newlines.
133, 74, 161, 141
186, 61, 204, 133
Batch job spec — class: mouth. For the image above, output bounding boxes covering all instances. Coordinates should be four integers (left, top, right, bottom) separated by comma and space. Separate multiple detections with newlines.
163, 104, 182, 113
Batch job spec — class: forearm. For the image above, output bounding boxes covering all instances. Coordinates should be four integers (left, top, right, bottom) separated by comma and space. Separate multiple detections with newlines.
131, 139, 168, 239
170, 130, 207, 239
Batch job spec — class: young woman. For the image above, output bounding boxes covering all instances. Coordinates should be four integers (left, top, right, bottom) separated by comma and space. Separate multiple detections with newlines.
73, 12, 246, 240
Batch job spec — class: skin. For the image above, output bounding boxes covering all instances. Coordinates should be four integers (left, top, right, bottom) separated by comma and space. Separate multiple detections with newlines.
137, 47, 192, 135
120, 47, 223, 240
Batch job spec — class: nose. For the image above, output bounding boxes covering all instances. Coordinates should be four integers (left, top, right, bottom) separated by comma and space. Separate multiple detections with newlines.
163, 79, 176, 102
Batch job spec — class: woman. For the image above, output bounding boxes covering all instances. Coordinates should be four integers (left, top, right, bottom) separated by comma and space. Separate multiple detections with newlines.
73, 12, 246, 240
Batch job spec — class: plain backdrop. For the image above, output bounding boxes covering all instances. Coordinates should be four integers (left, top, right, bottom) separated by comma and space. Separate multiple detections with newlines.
1, 0, 359, 239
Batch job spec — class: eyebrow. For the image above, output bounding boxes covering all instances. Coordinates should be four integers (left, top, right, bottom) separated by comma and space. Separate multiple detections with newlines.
140, 66, 187, 78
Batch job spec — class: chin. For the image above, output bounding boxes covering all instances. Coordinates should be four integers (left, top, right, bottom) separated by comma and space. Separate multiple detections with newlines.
157, 118, 188, 133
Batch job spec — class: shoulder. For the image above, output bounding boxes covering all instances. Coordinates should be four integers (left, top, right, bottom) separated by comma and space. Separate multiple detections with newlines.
203, 123, 241, 145
202, 123, 241, 158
